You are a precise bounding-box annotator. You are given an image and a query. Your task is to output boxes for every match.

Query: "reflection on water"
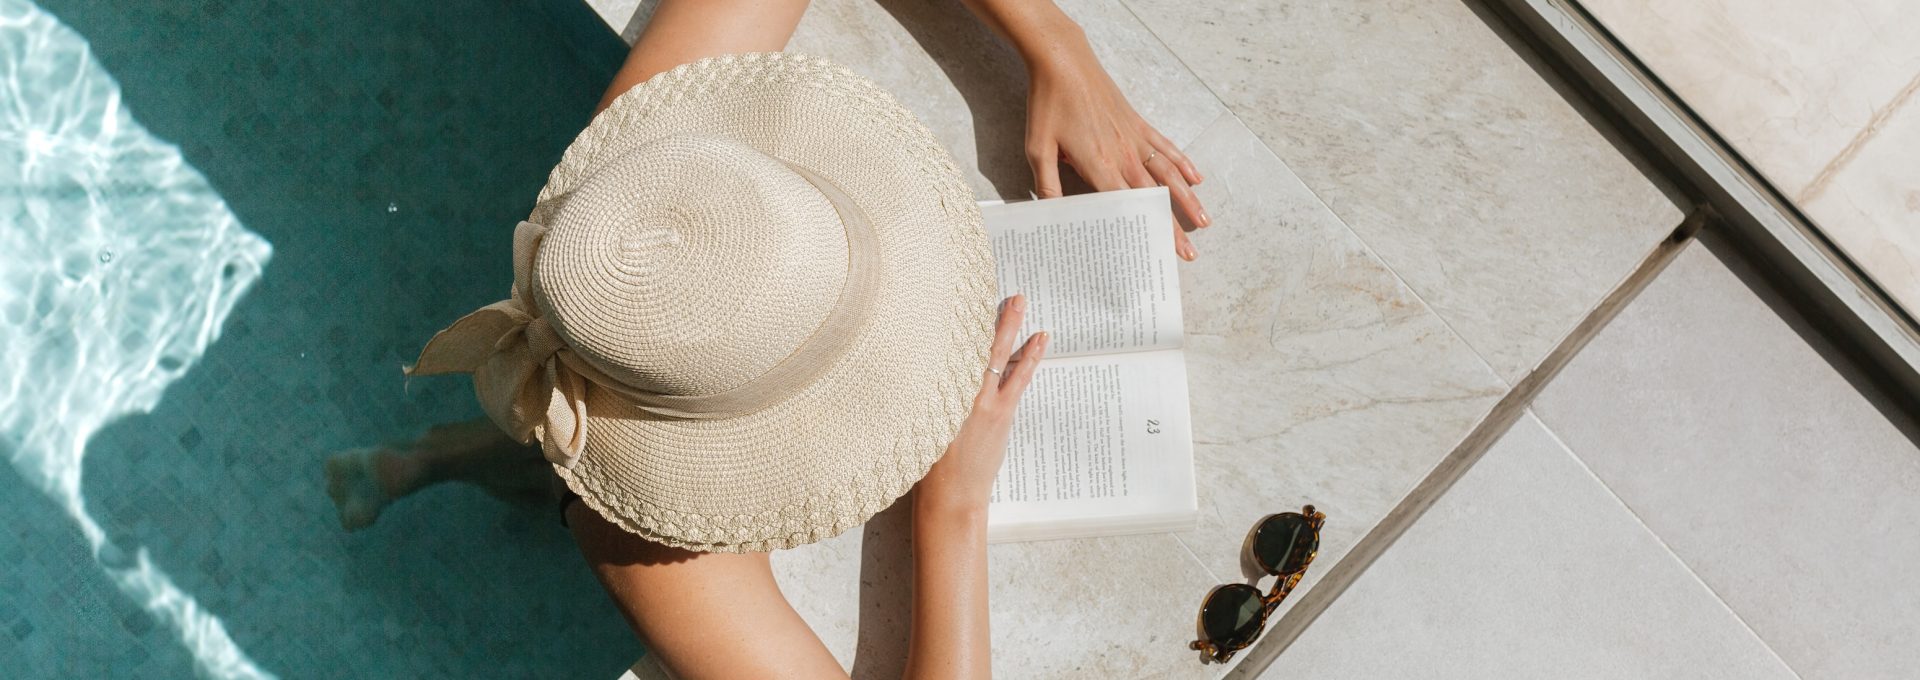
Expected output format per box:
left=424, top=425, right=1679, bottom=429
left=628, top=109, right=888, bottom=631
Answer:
left=0, top=0, right=273, bottom=676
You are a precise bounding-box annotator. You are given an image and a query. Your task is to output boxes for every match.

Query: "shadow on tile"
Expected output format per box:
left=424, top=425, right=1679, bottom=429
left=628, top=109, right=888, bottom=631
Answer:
left=1456, top=0, right=1691, bottom=209
left=1697, top=230, right=1920, bottom=440
left=871, top=0, right=1041, bottom=200
left=851, top=500, right=913, bottom=680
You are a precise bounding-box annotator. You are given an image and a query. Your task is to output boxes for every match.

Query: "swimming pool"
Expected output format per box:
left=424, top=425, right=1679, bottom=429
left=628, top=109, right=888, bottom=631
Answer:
left=1, top=0, right=644, bottom=676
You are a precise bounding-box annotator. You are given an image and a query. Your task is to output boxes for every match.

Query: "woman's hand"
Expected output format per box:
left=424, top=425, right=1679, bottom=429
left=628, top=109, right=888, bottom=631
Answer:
left=904, top=294, right=1045, bottom=680
left=915, top=294, right=1049, bottom=511
left=1022, top=26, right=1209, bottom=261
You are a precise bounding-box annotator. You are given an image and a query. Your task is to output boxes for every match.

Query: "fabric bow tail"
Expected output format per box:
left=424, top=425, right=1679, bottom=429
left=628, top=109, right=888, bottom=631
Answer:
left=400, top=222, right=590, bottom=467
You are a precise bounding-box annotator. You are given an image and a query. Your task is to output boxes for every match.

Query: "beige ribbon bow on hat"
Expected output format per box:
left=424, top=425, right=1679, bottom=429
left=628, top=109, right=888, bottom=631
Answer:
left=403, top=221, right=590, bottom=468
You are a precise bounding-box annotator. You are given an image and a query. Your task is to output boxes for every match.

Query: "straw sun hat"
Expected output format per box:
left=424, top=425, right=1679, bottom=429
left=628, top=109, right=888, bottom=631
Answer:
left=405, top=53, right=996, bottom=553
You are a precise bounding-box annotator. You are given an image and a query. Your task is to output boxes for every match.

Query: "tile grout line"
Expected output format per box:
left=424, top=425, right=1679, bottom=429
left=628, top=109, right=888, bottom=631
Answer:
left=1164, top=65, right=1678, bottom=674
left=1231, top=129, right=1509, bottom=388
left=1174, top=105, right=1517, bottom=678
left=1169, top=103, right=1519, bottom=679
left=1179, top=104, right=1515, bottom=394
left=1223, top=208, right=1709, bottom=678
left=1113, top=0, right=1236, bottom=126
left=1796, top=70, right=1920, bottom=205
left=1531, top=410, right=1810, bottom=680
left=1171, top=534, right=1222, bottom=585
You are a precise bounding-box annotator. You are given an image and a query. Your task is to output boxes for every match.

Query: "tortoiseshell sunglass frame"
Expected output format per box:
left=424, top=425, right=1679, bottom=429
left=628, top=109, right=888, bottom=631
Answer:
left=1188, top=504, right=1325, bottom=664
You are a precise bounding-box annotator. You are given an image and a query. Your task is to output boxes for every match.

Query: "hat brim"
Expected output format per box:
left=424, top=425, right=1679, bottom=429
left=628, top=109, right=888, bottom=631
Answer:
left=530, top=53, right=996, bottom=553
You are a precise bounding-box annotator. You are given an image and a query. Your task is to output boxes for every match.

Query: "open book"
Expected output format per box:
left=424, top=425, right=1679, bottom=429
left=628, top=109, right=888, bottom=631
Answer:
left=982, top=187, right=1198, bottom=543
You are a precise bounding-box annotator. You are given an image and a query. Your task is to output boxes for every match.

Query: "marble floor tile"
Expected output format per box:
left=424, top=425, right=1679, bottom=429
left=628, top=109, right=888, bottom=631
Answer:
left=628, top=110, right=1515, bottom=680
left=584, top=0, right=643, bottom=42
left=1534, top=238, right=1920, bottom=680
left=1802, top=95, right=1920, bottom=318
left=978, top=534, right=1222, bottom=677
left=1580, top=0, right=1920, bottom=198
left=1175, top=113, right=1507, bottom=656
left=1265, top=412, right=1798, bottom=679
left=1121, top=0, right=1682, bottom=381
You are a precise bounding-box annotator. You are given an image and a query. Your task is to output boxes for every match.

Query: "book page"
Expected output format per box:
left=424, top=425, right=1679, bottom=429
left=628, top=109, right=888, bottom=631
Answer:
left=987, top=349, right=1196, bottom=540
left=983, top=187, right=1183, bottom=357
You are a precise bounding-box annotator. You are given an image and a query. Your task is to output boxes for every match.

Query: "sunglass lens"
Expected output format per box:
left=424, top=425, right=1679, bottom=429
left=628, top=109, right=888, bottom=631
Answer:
left=1252, top=513, right=1318, bottom=575
left=1199, top=583, right=1266, bottom=647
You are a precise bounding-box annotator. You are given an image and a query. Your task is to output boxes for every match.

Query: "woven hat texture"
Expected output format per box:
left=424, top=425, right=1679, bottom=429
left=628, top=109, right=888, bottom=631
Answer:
left=410, top=53, right=996, bottom=552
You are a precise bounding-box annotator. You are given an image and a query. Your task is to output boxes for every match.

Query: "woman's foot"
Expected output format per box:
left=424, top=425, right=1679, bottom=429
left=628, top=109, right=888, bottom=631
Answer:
left=324, top=446, right=419, bottom=530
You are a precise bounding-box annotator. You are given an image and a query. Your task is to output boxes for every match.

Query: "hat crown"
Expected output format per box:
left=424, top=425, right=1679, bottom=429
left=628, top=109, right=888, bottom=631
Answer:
left=533, top=135, right=854, bottom=398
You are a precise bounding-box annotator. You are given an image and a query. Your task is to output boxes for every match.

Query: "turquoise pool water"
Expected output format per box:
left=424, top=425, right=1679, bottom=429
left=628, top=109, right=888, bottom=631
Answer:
left=1, top=0, right=640, bottom=676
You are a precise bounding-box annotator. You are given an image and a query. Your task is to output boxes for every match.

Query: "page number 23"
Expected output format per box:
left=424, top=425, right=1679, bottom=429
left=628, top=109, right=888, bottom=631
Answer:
left=1145, top=419, right=1161, bottom=434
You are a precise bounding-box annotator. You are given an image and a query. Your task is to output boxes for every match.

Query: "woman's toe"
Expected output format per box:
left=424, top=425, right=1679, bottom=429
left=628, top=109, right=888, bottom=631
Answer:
left=325, top=448, right=388, bottom=530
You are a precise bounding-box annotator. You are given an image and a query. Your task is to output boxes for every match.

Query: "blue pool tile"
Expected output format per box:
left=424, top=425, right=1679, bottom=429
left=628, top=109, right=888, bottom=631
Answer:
left=9, top=0, right=644, bottom=676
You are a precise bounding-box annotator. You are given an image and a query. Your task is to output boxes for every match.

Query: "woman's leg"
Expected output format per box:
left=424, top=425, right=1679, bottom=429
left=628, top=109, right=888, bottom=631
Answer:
left=325, top=418, right=558, bottom=530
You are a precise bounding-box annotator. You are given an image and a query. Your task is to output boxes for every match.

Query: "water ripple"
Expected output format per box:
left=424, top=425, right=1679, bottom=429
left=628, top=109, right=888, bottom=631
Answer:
left=1, top=1, right=274, bottom=676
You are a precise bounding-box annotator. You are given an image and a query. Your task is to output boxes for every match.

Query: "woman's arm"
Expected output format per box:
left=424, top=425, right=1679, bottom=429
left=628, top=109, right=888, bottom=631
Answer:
left=905, top=496, right=990, bottom=677
left=957, top=0, right=1209, bottom=261
left=904, top=296, right=1048, bottom=679
left=567, top=502, right=849, bottom=679
left=595, top=0, right=814, bottom=115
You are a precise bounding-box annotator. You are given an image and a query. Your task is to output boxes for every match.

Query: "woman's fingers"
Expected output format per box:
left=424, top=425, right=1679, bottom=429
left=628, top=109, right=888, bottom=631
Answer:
left=1122, top=157, right=1157, bottom=190
left=1171, top=219, right=1197, bottom=262
left=1145, top=126, right=1202, bottom=186
left=996, top=332, right=1048, bottom=399
left=1027, top=141, right=1063, bottom=200
left=1142, top=129, right=1208, bottom=229
left=1147, top=155, right=1205, bottom=230
left=1147, top=159, right=1203, bottom=261
left=982, top=297, right=1045, bottom=404
left=1148, top=156, right=1208, bottom=232
left=1053, top=131, right=1207, bottom=260
left=983, top=295, right=1026, bottom=391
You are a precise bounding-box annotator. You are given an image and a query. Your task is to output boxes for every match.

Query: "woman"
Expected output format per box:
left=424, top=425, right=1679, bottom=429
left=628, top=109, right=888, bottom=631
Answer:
left=326, top=1, right=1206, bottom=677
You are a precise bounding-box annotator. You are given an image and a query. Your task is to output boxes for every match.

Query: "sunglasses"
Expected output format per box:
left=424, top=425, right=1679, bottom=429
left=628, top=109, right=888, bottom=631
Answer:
left=1189, top=505, right=1326, bottom=663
